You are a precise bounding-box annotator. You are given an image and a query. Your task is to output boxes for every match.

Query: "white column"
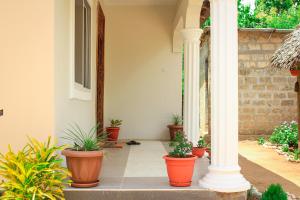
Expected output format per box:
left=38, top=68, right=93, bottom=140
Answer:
left=199, top=0, right=250, bottom=192
left=182, top=28, right=202, bottom=146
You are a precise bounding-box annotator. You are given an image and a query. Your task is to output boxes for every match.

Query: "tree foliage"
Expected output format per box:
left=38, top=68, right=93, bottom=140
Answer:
left=202, top=0, right=300, bottom=29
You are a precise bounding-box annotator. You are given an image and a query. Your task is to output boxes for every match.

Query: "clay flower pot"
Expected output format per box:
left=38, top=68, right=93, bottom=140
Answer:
left=62, top=149, right=103, bottom=188
left=106, top=127, right=120, bottom=141
left=290, top=70, right=300, bottom=76
left=192, top=147, right=206, bottom=158
left=167, top=125, right=183, bottom=140
left=163, top=155, right=197, bottom=187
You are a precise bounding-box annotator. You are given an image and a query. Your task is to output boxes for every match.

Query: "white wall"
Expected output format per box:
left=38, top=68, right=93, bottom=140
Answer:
left=104, top=5, right=182, bottom=140
left=0, top=0, right=55, bottom=152
left=54, top=0, right=97, bottom=140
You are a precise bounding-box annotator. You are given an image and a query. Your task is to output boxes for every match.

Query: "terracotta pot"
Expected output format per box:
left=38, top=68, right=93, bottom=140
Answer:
left=106, top=127, right=120, bottom=141
left=290, top=70, right=300, bottom=76
left=167, top=125, right=183, bottom=140
left=62, top=149, right=103, bottom=188
left=192, top=147, right=206, bottom=158
left=163, top=155, right=197, bottom=187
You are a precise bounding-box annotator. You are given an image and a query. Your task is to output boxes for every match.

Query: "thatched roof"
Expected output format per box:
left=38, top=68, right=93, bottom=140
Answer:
left=271, top=27, right=300, bottom=70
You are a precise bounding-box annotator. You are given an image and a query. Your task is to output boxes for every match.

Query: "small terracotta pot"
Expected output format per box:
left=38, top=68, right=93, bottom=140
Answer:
left=290, top=70, right=300, bottom=76
left=106, top=127, right=120, bottom=141
left=192, top=147, right=206, bottom=158
left=163, top=155, right=197, bottom=187
left=62, top=149, right=103, bottom=188
left=167, top=125, right=183, bottom=140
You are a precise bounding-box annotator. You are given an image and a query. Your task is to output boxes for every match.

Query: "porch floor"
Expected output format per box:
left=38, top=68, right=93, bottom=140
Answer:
left=65, top=140, right=210, bottom=191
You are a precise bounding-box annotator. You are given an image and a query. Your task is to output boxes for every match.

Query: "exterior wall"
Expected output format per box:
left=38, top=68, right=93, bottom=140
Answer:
left=54, top=0, right=98, bottom=141
left=201, top=29, right=297, bottom=139
left=0, top=0, right=55, bottom=152
left=104, top=5, right=182, bottom=140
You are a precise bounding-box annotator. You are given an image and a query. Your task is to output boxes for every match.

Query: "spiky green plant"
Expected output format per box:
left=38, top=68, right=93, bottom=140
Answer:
left=171, top=114, right=183, bottom=126
left=62, top=123, right=107, bottom=151
left=110, top=119, right=122, bottom=128
left=0, top=137, right=70, bottom=200
left=169, top=132, right=193, bottom=158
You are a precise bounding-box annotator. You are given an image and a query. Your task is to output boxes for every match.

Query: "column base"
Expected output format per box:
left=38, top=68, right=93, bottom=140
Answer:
left=199, top=165, right=250, bottom=193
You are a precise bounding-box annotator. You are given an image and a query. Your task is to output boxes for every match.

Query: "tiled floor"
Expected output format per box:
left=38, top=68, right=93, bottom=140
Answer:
left=66, top=140, right=210, bottom=191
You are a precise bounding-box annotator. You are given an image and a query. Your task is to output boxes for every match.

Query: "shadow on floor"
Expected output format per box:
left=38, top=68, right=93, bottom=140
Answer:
left=239, top=155, right=300, bottom=197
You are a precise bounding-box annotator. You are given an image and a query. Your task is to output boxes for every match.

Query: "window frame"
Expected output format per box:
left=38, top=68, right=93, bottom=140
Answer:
left=70, top=0, right=92, bottom=101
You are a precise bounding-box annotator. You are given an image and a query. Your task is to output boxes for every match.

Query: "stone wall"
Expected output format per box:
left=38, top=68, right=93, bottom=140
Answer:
left=200, top=28, right=297, bottom=140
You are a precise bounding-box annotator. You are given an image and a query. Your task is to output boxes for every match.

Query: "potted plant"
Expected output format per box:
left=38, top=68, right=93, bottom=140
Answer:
left=192, top=136, right=207, bottom=158
left=0, top=137, right=70, bottom=199
left=290, top=66, right=300, bottom=76
left=163, top=132, right=197, bottom=187
left=106, top=119, right=122, bottom=141
left=62, top=124, right=107, bottom=188
left=167, top=114, right=183, bottom=140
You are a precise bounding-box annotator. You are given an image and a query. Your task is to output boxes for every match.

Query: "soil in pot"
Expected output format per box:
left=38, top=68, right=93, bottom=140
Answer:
left=192, top=147, right=206, bottom=158
left=163, top=155, right=197, bottom=187
left=62, top=149, right=103, bottom=188
left=106, top=127, right=120, bottom=141
left=167, top=125, right=183, bottom=140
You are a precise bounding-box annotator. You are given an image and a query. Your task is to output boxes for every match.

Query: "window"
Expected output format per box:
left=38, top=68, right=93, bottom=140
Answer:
left=70, top=0, right=92, bottom=100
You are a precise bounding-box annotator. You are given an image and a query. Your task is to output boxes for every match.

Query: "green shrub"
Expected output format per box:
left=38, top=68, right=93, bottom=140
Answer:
left=269, top=121, right=298, bottom=148
left=258, top=137, right=266, bottom=145
left=281, top=144, right=289, bottom=152
left=0, top=137, right=70, bottom=200
left=261, top=184, right=287, bottom=200
left=294, top=149, right=300, bottom=160
left=169, top=132, right=192, bottom=158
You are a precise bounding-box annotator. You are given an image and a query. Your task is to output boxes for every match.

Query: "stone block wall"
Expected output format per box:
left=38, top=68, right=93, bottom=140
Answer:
left=200, top=28, right=297, bottom=140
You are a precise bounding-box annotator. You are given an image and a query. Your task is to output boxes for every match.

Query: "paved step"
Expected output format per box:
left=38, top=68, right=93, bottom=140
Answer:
left=64, top=189, right=217, bottom=200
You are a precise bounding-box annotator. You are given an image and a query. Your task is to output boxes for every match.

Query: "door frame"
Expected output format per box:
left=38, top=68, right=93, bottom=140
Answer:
left=96, top=2, right=105, bottom=134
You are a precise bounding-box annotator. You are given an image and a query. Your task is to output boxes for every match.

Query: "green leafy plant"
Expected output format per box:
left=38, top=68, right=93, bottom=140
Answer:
left=110, top=119, right=122, bottom=128
left=258, top=137, right=266, bottom=145
left=0, top=137, right=70, bottom=200
left=269, top=121, right=298, bottom=148
left=171, top=114, right=183, bottom=126
left=169, top=132, right=193, bottom=158
left=281, top=144, right=289, bottom=153
left=62, top=123, right=107, bottom=151
left=294, top=149, right=300, bottom=160
left=196, top=137, right=207, bottom=148
left=261, top=184, right=287, bottom=200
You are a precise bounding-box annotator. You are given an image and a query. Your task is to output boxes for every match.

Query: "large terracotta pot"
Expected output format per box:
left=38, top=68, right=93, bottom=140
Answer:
left=192, top=147, right=206, bottom=158
left=167, top=125, right=183, bottom=140
left=62, top=149, right=103, bottom=188
left=106, top=127, right=120, bottom=141
left=290, top=70, right=300, bottom=76
left=163, top=155, right=197, bottom=187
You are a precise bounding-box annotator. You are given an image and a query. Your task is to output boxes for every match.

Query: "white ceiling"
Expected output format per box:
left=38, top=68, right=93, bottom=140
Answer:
left=103, top=0, right=178, bottom=6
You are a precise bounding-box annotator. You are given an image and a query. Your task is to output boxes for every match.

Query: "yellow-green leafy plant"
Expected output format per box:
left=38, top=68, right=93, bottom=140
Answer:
left=0, top=137, right=70, bottom=200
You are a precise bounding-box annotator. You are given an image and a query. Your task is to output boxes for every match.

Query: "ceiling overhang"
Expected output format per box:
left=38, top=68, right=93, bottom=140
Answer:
left=103, top=0, right=178, bottom=6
